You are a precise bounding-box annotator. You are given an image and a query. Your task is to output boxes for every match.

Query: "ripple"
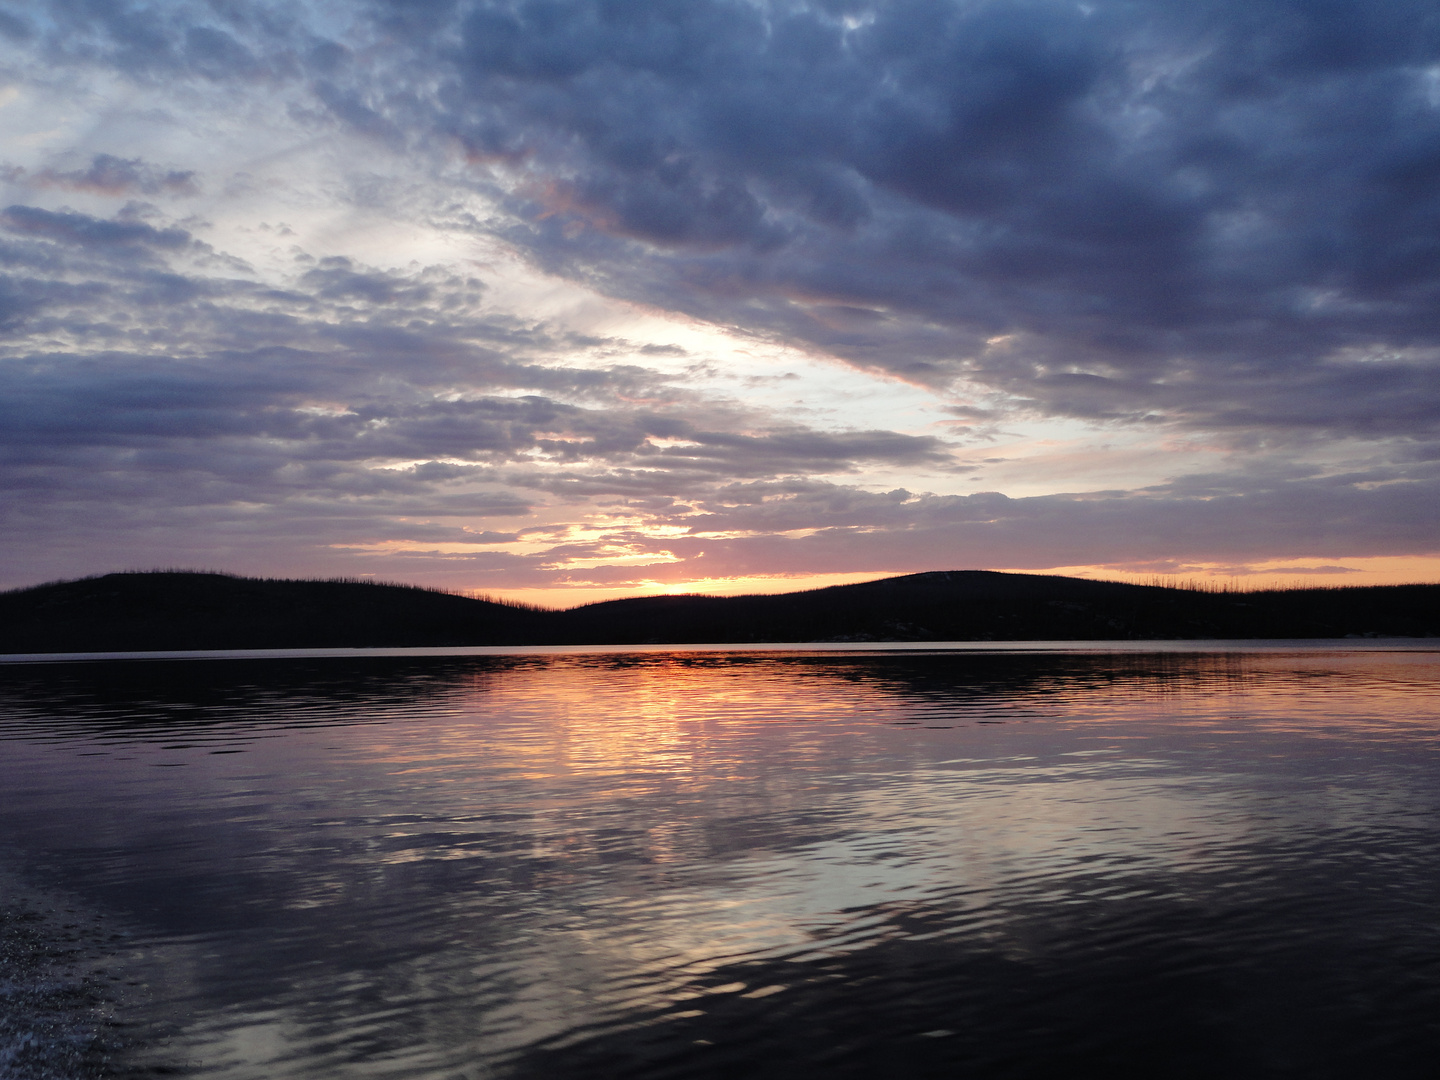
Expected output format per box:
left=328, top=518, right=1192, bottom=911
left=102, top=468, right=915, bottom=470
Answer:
left=0, top=647, right=1438, bottom=1076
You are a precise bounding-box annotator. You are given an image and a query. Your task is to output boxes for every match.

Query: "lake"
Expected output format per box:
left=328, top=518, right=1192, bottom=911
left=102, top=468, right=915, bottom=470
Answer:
left=2, top=642, right=1439, bottom=1078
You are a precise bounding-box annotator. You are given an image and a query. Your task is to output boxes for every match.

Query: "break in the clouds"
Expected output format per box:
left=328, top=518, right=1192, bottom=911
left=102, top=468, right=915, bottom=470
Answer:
left=1, top=0, right=1439, bottom=600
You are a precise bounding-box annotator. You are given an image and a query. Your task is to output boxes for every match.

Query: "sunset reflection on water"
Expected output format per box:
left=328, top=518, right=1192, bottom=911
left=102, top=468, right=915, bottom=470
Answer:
left=2, top=646, right=1439, bottom=1078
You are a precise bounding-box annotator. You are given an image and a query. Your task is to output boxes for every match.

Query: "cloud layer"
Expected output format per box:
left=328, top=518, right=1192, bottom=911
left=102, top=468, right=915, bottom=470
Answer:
left=355, top=0, right=1440, bottom=436
left=2, top=0, right=1438, bottom=596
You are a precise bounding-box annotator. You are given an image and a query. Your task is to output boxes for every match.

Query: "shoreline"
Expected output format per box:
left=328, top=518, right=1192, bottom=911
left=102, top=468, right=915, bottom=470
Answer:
left=2, top=635, right=1438, bottom=665
left=0, top=859, right=144, bottom=1079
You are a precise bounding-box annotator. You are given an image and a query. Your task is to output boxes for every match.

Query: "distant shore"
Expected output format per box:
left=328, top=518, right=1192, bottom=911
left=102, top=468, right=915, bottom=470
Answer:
left=3, top=570, right=1437, bottom=655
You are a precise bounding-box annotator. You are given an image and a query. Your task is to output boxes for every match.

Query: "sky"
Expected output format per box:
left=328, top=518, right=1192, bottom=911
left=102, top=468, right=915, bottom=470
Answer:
left=2, top=0, right=1439, bottom=606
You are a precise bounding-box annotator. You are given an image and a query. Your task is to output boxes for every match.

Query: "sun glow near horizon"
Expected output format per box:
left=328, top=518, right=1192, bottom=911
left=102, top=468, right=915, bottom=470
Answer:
left=468, top=571, right=900, bottom=610
left=465, top=555, right=1440, bottom=611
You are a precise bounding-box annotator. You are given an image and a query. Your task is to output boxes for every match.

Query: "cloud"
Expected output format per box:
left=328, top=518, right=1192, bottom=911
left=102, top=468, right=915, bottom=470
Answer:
left=626, top=469, right=1440, bottom=581
left=2, top=154, right=199, bottom=196
left=2, top=1, right=1439, bottom=593
left=0, top=9, right=34, bottom=43
left=0, top=204, right=192, bottom=252
left=280, top=0, right=1440, bottom=440
left=13, top=1, right=1440, bottom=439
left=0, top=201, right=971, bottom=586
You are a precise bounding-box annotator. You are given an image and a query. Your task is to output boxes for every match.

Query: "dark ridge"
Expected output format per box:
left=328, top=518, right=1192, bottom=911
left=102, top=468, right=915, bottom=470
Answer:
left=0, top=570, right=1437, bottom=654
left=0, top=571, right=549, bottom=653
left=547, top=570, right=1440, bottom=643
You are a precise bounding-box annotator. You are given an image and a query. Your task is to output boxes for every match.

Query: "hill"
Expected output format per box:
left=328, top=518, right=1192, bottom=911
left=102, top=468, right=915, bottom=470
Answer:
left=546, top=571, right=1440, bottom=643
left=0, top=570, right=1436, bottom=654
left=0, top=572, right=547, bottom=653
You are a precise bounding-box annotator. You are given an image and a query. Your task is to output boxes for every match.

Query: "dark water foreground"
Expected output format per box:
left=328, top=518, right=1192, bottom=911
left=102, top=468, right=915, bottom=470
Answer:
left=2, top=644, right=1439, bottom=1079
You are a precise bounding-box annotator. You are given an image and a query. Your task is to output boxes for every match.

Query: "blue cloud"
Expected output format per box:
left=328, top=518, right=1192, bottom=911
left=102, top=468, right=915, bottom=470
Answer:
left=1, top=205, right=192, bottom=251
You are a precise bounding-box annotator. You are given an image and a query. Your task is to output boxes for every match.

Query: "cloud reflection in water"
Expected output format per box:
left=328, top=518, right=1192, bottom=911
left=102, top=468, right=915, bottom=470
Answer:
left=1, top=648, right=1438, bottom=1078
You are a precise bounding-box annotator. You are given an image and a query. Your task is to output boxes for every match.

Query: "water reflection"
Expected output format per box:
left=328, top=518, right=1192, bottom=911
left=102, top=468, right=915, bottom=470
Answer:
left=1, top=648, right=1439, bottom=1078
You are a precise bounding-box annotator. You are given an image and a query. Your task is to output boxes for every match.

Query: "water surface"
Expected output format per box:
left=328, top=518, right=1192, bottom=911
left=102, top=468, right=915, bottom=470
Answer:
left=2, top=645, right=1439, bottom=1078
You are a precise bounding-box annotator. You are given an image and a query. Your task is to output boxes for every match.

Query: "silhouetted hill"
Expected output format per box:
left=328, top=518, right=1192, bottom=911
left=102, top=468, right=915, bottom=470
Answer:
left=547, top=571, right=1440, bottom=643
left=0, top=572, right=547, bottom=653
left=1, top=570, right=1436, bottom=654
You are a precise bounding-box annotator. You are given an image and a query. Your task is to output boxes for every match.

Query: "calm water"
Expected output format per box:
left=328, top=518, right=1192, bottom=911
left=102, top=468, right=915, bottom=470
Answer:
left=2, top=644, right=1440, bottom=1078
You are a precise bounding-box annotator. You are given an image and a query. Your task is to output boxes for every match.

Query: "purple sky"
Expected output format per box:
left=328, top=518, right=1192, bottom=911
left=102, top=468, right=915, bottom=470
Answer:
left=2, top=0, right=1439, bottom=604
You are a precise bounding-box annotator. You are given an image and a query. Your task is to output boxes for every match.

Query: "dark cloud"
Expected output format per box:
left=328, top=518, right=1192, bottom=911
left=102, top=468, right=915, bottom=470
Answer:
left=0, top=9, right=34, bottom=42
left=285, top=0, right=1440, bottom=439
left=18, top=2, right=1440, bottom=435
left=2, top=154, right=199, bottom=196
left=184, top=24, right=261, bottom=79
left=0, top=204, right=192, bottom=252
left=18, top=0, right=307, bottom=80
